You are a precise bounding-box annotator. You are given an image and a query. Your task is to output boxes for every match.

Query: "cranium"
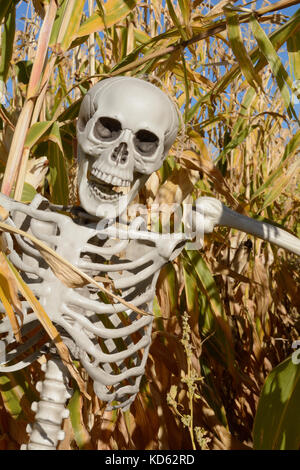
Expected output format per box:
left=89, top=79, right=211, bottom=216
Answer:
left=77, top=76, right=179, bottom=218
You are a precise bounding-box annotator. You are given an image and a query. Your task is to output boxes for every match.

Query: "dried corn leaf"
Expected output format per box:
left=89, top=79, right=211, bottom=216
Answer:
left=0, top=252, right=23, bottom=342
left=5, top=256, right=89, bottom=398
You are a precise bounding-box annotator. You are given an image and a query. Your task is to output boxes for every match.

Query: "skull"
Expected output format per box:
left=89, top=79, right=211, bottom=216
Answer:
left=77, top=76, right=179, bottom=218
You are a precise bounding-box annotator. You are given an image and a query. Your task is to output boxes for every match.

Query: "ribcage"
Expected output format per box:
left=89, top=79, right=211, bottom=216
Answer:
left=0, top=196, right=171, bottom=409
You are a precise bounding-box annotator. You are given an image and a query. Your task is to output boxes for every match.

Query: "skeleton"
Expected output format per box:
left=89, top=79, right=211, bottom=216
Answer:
left=0, top=76, right=299, bottom=450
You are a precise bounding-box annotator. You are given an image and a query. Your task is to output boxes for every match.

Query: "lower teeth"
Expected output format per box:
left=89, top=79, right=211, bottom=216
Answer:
left=89, top=181, right=124, bottom=201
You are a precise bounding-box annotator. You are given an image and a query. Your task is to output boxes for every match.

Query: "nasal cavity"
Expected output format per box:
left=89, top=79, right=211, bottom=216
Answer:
left=110, top=142, right=129, bottom=165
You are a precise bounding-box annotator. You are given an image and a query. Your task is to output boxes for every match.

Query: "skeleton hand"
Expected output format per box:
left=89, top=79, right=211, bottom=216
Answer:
left=193, top=197, right=300, bottom=256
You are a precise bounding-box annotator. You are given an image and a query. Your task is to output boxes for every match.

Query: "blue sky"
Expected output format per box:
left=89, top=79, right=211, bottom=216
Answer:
left=9, top=0, right=300, bottom=119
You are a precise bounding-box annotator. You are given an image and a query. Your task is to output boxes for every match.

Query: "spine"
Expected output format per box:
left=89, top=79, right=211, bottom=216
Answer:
left=22, top=357, right=72, bottom=450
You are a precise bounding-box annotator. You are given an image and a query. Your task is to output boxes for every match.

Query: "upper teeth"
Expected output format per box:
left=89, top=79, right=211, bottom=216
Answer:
left=90, top=168, right=130, bottom=187
left=87, top=168, right=131, bottom=201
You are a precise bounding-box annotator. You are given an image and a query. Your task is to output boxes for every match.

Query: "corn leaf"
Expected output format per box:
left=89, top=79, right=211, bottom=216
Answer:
left=185, top=250, right=236, bottom=375
left=262, top=156, right=300, bottom=210
left=77, top=0, right=138, bottom=38
left=57, top=0, right=85, bottom=52
left=251, top=129, right=300, bottom=201
left=0, top=0, right=14, bottom=25
left=0, top=4, right=15, bottom=84
left=253, top=357, right=300, bottom=449
left=166, top=0, right=187, bottom=41
left=21, top=182, right=37, bottom=203
left=5, top=256, right=89, bottom=398
left=0, top=252, right=23, bottom=343
left=288, top=35, right=300, bottom=80
left=225, top=8, right=262, bottom=92
left=68, top=387, right=92, bottom=449
left=24, top=121, right=54, bottom=150
left=0, top=371, right=37, bottom=420
left=47, top=122, right=69, bottom=205
left=210, top=8, right=300, bottom=102
left=250, top=14, right=297, bottom=120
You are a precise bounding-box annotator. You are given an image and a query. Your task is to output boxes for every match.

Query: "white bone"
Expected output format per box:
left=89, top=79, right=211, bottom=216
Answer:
left=195, top=197, right=300, bottom=255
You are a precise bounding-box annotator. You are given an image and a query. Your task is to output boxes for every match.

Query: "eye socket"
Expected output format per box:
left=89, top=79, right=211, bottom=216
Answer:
left=94, top=117, right=122, bottom=140
left=77, top=115, right=88, bottom=132
left=134, top=129, right=159, bottom=155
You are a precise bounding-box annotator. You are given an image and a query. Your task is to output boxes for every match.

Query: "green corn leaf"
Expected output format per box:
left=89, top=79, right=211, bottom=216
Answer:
left=217, top=125, right=257, bottom=161
left=49, top=0, right=85, bottom=52
left=49, top=0, right=69, bottom=46
left=185, top=250, right=236, bottom=375
left=24, top=121, right=54, bottom=150
left=185, top=251, right=224, bottom=319
left=288, top=34, right=300, bottom=105
left=68, top=386, right=92, bottom=450
left=15, top=60, right=33, bottom=85
left=159, top=263, right=179, bottom=315
left=0, top=366, right=38, bottom=421
left=182, top=260, right=199, bottom=320
left=21, top=182, right=37, bottom=203
left=47, top=122, right=69, bottom=205
left=250, top=14, right=297, bottom=121
left=59, top=0, right=85, bottom=52
left=0, top=4, right=16, bottom=84
left=253, top=356, right=300, bottom=449
left=0, top=0, right=14, bottom=25
left=181, top=51, right=190, bottom=122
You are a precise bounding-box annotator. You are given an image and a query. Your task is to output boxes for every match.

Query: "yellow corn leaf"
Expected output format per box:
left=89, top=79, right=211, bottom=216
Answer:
left=225, top=8, right=263, bottom=92
left=57, top=0, right=85, bottom=52
left=288, top=35, right=300, bottom=80
left=0, top=252, right=23, bottom=342
left=262, top=157, right=300, bottom=210
left=5, top=256, right=89, bottom=399
left=178, top=0, right=191, bottom=26
left=77, top=0, right=139, bottom=38
left=188, top=130, right=210, bottom=160
left=166, top=0, right=188, bottom=42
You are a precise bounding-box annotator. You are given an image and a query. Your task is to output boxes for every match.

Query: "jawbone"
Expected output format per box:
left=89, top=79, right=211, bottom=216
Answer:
left=78, top=160, right=148, bottom=219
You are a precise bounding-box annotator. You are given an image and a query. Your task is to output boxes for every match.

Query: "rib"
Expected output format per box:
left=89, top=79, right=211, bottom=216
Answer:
left=78, top=249, right=154, bottom=272
left=61, top=304, right=152, bottom=338
left=58, top=319, right=150, bottom=364
left=83, top=239, right=129, bottom=256
left=0, top=350, right=45, bottom=372
left=64, top=287, right=154, bottom=314
left=113, top=260, right=160, bottom=290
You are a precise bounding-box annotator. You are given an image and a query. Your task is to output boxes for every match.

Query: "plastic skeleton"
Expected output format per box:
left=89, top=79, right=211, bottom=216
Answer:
left=0, top=77, right=299, bottom=450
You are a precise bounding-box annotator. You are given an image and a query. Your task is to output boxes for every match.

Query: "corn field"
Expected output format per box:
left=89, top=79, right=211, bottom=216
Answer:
left=0, top=0, right=299, bottom=451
